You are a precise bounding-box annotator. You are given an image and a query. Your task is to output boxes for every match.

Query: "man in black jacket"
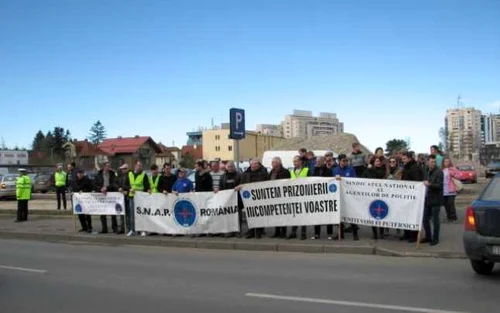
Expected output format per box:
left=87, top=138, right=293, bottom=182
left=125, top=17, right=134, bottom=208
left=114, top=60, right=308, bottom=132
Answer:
left=195, top=160, right=213, bottom=192
left=94, top=162, right=120, bottom=234
left=160, top=163, right=177, bottom=193
left=237, top=158, right=269, bottom=239
left=312, top=156, right=334, bottom=239
left=73, top=169, right=94, bottom=233
left=268, top=157, right=291, bottom=239
left=400, top=151, right=424, bottom=243
left=422, top=155, right=444, bottom=246
left=219, top=161, right=242, bottom=238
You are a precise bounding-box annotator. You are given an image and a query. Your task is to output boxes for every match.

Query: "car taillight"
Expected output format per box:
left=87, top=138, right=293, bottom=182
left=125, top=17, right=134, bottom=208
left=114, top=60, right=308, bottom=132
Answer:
left=465, top=206, right=476, bottom=231
left=0, top=183, right=5, bottom=189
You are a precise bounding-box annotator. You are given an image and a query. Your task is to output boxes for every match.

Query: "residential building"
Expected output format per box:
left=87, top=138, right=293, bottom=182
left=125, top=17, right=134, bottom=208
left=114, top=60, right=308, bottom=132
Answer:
left=0, top=150, right=28, bottom=165
left=186, top=131, right=203, bottom=146
left=98, top=136, right=162, bottom=168
left=480, top=141, right=500, bottom=166
left=446, top=107, right=482, bottom=161
left=68, top=140, right=110, bottom=170
left=256, top=124, right=283, bottom=137
left=181, top=145, right=203, bottom=161
left=203, top=124, right=285, bottom=161
left=481, top=114, right=500, bottom=144
left=156, top=143, right=176, bottom=167
left=281, top=110, right=344, bottom=139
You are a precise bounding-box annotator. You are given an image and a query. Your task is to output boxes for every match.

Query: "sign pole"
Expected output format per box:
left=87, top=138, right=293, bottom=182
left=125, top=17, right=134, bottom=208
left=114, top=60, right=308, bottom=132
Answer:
left=235, top=140, right=240, bottom=170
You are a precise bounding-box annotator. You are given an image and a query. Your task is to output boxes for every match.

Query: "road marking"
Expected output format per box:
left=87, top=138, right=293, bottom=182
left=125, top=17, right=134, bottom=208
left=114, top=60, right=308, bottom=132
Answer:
left=0, top=265, right=47, bottom=274
left=245, top=293, right=468, bottom=313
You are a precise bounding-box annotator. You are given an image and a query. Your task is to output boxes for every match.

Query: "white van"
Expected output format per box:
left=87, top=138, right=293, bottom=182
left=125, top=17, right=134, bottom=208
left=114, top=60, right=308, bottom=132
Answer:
left=261, top=150, right=336, bottom=170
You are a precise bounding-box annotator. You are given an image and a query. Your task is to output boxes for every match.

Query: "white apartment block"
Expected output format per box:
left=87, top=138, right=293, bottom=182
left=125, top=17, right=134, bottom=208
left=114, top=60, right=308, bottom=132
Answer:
left=281, top=110, right=344, bottom=139
left=446, top=107, right=482, bottom=160
left=481, top=114, right=500, bottom=144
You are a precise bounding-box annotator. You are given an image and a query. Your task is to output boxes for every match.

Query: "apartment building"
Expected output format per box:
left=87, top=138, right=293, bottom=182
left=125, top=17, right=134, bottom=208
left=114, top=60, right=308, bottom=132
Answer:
left=446, top=107, right=482, bottom=160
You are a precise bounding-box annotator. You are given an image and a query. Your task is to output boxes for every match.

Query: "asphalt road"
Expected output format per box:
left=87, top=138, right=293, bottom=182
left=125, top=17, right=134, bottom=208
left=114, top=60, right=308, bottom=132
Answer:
left=0, top=239, right=498, bottom=313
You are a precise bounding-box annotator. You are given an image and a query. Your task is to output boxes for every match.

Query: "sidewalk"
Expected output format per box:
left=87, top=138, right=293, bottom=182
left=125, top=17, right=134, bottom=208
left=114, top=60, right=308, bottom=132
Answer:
left=0, top=216, right=466, bottom=259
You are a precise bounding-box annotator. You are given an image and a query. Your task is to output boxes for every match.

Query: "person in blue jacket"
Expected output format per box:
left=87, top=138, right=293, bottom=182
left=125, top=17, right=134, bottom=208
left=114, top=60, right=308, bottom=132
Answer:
left=332, top=154, right=359, bottom=241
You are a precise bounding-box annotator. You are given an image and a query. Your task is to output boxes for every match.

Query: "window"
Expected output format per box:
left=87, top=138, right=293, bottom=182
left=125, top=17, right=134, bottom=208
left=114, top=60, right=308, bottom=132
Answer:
left=215, top=146, right=220, bottom=152
left=215, top=135, right=220, bottom=140
left=228, top=145, right=233, bottom=151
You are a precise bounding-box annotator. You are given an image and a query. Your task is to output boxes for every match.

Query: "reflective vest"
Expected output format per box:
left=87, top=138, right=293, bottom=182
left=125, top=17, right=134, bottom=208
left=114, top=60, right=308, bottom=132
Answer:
left=128, top=171, right=145, bottom=197
left=16, top=175, right=32, bottom=200
left=55, top=171, right=67, bottom=187
left=149, top=175, right=160, bottom=194
left=290, top=167, right=309, bottom=179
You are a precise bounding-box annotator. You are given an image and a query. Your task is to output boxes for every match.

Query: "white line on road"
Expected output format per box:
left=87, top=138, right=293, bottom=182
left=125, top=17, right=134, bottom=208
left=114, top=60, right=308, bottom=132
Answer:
left=245, top=293, right=469, bottom=313
left=0, top=265, right=47, bottom=274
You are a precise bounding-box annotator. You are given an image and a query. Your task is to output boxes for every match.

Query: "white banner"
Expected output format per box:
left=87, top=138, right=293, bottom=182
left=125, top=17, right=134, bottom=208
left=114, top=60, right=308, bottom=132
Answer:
left=134, top=190, right=239, bottom=234
left=73, top=192, right=125, bottom=215
left=240, top=177, right=340, bottom=228
left=340, top=178, right=426, bottom=231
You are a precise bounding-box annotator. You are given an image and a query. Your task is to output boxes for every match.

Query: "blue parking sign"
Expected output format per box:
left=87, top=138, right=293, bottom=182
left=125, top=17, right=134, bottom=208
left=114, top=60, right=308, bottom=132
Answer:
left=229, top=108, right=245, bottom=140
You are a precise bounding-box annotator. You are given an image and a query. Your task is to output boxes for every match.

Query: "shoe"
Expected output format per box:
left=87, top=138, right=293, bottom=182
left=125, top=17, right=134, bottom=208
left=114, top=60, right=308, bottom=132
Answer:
left=225, top=233, right=235, bottom=238
left=311, top=236, right=316, bottom=240
left=126, top=231, right=135, bottom=237
left=87, top=228, right=93, bottom=234
left=420, top=238, right=431, bottom=244
left=327, top=236, right=333, bottom=240
left=353, top=232, right=359, bottom=241
left=300, top=235, right=307, bottom=241
left=116, top=230, right=125, bottom=235
left=141, top=232, right=147, bottom=237
left=271, top=234, right=280, bottom=238
left=78, top=229, right=87, bottom=232
left=99, top=230, right=108, bottom=234
left=372, top=234, right=378, bottom=240
left=256, top=234, right=262, bottom=239
left=245, top=233, right=255, bottom=239
left=14, top=220, right=21, bottom=223
left=408, top=238, right=417, bottom=243
left=430, top=240, right=439, bottom=246
left=286, top=234, right=297, bottom=240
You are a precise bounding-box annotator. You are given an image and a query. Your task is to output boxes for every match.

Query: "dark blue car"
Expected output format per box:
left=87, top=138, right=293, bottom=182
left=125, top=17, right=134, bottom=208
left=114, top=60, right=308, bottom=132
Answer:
left=463, top=173, right=500, bottom=275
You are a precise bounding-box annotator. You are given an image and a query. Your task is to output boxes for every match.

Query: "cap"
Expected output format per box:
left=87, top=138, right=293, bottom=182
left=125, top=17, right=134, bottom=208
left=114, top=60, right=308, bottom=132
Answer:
left=18, top=168, right=27, bottom=172
left=178, top=167, right=187, bottom=173
left=119, top=164, right=129, bottom=170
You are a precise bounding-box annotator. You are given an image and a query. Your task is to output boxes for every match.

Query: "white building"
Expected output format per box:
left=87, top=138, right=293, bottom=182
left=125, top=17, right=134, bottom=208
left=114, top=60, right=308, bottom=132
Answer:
left=481, top=114, right=500, bottom=144
left=446, top=107, right=482, bottom=161
left=256, top=124, right=283, bottom=137
left=0, top=150, right=29, bottom=165
left=281, top=110, right=344, bottom=139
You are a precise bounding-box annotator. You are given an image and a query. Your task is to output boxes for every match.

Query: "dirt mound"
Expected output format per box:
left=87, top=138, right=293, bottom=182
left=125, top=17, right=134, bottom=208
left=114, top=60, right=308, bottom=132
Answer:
left=271, top=133, right=371, bottom=155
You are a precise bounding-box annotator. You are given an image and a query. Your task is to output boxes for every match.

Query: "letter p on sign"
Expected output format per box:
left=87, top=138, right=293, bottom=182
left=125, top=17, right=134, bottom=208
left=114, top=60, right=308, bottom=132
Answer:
left=230, top=108, right=246, bottom=140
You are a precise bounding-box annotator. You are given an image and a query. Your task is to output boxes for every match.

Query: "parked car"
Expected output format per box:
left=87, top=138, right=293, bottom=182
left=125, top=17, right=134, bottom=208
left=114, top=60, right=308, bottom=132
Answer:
left=0, top=174, right=20, bottom=199
left=456, top=164, right=477, bottom=183
left=33, top=174, right=54, bottom=193
left=485, top=160, right=500, bottom=178
left=463, top=172, right=500, bottom=275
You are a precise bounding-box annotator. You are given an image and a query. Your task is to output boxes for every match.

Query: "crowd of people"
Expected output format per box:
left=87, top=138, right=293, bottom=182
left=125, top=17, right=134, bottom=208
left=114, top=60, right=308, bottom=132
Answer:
left=16, top=143, right=458, bottom=247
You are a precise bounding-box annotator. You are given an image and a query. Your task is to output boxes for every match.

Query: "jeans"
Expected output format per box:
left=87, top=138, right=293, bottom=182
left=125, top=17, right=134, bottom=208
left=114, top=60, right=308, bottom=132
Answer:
left=56, top=186, right=67, bottom=210
left=126, top=198, right=135, bottom=232
left=423, top=205, right=441, bottom=242
left=444, top=195, right=457, bottom=221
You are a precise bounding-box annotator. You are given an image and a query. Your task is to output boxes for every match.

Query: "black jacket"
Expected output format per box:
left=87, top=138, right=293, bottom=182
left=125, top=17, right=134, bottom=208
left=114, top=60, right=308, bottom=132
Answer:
left=241, top=165, right=269, bottom=184
left=402, top=160, right=424, bottom=182
left=195, top=170, right=213, bottom=192
left=312, top=165, right=333, bottom=177
left=159, top=174, right=177, bottom=193
left=362, top=166, right=387, bottom=179
left=268, top=166, right=291, bottom=180
left=73, top=176, right=93, bottom=193
left=116, top=171, right=130, bottom=191
left=219, top=171, right=242, bottom=190
left=425, top=166, right=444, bottom=207
left=94, top=170, right=118, bottom=192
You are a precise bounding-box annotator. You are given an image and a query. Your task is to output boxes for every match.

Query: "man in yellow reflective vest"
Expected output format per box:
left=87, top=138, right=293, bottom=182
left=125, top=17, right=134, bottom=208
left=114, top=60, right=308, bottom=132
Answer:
left=54, top=164, right=67, bottom=210
left=287, top=156, right=310, bottom=240
left=15, top=168, right=32, bottom=222
left=125, top=161, right=150, bottom=237
left=149, top=164, right=161, bottom=194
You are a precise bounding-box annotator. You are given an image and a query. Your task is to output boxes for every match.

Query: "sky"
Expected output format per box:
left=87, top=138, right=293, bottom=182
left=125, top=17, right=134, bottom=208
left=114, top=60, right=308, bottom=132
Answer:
left=1, top=0, right=499, bottom=154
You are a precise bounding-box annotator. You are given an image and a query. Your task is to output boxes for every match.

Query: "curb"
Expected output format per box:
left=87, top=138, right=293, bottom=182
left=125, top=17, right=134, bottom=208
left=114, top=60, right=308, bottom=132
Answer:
left=0, top=231, right=467, bottom=259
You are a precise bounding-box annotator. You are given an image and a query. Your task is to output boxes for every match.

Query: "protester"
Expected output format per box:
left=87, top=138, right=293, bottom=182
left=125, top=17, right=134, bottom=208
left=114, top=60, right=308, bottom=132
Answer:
left=219, top=161, right=242, bottom=238
left=54, top=164, right=68, bottom=210
left=374, top=147, right=384, bottom=158
left=66, top=162, right=77, bottom=192
left=268, top=157, right=291, bottom=239
left=172, top=168, right=194, bottom=194
left=195, top=160, right=213, bottom=192
left=94, top=162, right=120, bottom=234
left=237, top=158, right=268, bottom=239
left=333, top=154, right=359, bottom=241
left=400, top=151, right=424, bottom=243
left=312, top=156, right=334, bottom=240
left=210, top=160, right=224, bottom=192
left=116, top=164, right=130, bottom=234
left=298, top=148, right=307, bottom=163
left=73, top=169, right=93, bottom=233
left=305, top=150, right=316, bottom=172
left=422, top=155, right=444, bottom=246
left=287, top=156, right=310, bottom=240
left=325, top=155, right=336, bottom=172
left=430, top=145, right=444, bottom=169
left=348, top=142, right=367, bottom=177
left=160, top=163, right=177, bottom=193
left=387, top=157, right=401, bottom=180
left=125, top=161, right=150, bottom=237
left=442, top=157, right=459, bottom=223
left=363, top=156, right=387, bottom=239
left=15, top=168, right=31, bottom=223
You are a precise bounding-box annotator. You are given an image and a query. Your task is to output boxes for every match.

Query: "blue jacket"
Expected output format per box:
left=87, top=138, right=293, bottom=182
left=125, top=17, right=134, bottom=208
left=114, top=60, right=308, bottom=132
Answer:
left=172, top=178, right=194, bottom=193
left=333, top=166, right=357, bottom=178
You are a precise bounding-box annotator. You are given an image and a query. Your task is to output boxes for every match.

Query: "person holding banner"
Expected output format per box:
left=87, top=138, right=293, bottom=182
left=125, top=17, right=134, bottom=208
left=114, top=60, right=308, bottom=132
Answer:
left=237, top=158, right=269, bottom=239
left=287, top=155, right=310, bottom=240
left=172, top=168, right=194, bottom=194
left=149, top=164, right=161, bottom=193
left=268, top=157, right=291, bottom=239
left=362, top=156, right=388, bottom=240
left=400, top=151, right=424, bottom=243
left=312, top=156, right=334, bottom=240
left=219, top=161, right=242, bottom=238
left=73, top=169, right=94, bottom=233
left=126, top=161, right=150, bottom=237
left=421, top=155, right=444, bottom=246
left=160, top=163, right=177, bottom=193
left=333, top=154, right=359, bottom=241
left=195, top=160, right=213, bottom=192
left=95, top=162, right=121, bottom=234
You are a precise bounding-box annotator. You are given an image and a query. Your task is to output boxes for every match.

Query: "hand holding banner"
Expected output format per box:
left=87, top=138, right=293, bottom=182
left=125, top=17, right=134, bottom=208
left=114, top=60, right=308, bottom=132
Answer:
left=73, top=192, right=125, bottom=215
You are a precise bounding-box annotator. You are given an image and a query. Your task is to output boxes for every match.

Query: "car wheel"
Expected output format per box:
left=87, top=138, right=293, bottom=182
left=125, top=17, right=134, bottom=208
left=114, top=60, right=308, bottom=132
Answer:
left=470, top=260, right=495, bottom=275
